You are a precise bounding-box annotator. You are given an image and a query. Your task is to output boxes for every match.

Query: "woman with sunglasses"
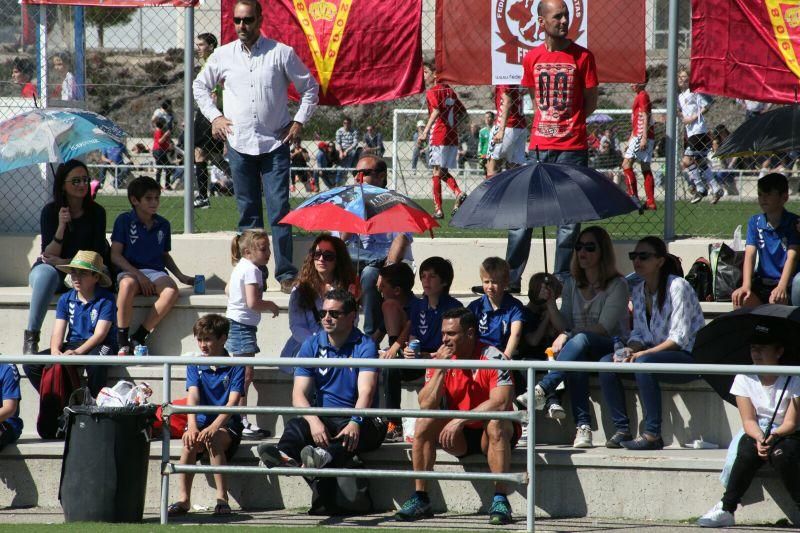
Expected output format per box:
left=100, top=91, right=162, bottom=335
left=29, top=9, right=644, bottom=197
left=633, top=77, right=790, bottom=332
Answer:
left=280, top=234, right=356, bottom=365
left=522, top=226, right=630, bottom=448
left=24, top=160, right=109, bottom=354
left=598, top=236, right=704, bottom=450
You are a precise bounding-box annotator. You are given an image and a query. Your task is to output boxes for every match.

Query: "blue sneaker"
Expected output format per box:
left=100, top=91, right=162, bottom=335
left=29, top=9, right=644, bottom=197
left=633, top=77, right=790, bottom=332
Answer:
left=488, top=497, right=512, bottom=525
left=395, top=494, right=433, bottom=521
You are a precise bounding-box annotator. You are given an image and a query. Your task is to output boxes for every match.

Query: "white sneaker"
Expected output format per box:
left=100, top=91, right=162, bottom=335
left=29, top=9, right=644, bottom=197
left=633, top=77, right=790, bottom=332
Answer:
left=242, top=423, right=268, bottom=439
left=517, top=424, right=528, bottom=447
left=697, top=502, right=735, bottom=527
left=546, top=403, right=566, bottom=420
left=573, top=425, right=593, bottom=448
left=300, top=445, right=333, bottom=469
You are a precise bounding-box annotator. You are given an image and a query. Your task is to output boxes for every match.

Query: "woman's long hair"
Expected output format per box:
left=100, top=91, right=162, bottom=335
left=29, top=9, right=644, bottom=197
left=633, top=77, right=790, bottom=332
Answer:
left=569, top=225, right=620, bottom=290
left=637, top=236, right=683, bottom=309
left=295, top=234, right=355, bottom=312
left=53, top=159, right=93, bottom=214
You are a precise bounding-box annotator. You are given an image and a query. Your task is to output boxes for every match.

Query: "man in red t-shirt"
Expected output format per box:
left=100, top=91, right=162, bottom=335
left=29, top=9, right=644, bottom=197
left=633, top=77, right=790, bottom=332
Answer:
left=487, top=85, right=528, bottom=177
left=395, top=307, right=519, bottom=526
left=505, top=0, right=598, bottom=291
left=622, top=78, right=657, bottom=210
left=419, top=62, right=467, bottom=220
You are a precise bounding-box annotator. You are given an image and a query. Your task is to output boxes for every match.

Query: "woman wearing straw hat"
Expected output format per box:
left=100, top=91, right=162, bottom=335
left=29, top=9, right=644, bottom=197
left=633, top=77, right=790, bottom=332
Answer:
left=23, top=250, right=116, bottom=397
left=25, top=160, right=109, bottom=355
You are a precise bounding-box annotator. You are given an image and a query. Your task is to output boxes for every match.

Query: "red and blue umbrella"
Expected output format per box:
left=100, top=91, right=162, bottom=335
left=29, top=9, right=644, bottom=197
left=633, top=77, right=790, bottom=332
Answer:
left=280, top=183, right=439, bottom=235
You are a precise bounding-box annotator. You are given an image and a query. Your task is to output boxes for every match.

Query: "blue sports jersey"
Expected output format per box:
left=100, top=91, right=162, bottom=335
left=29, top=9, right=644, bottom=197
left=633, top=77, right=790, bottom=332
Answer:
left=0, top=364, right=23, bottom=437
left=746, top=210, right=800, bottom=281
left=186, top=362, right=245, bottom=428
left=111, top=210, right=171, bottom=272
left=56, top=287, right=117, bottom=347
left=467, top=293, right=526, bottom=350
left=409, top=294, right=464, bottom=352
left=295, top=328, right=378, bottom=408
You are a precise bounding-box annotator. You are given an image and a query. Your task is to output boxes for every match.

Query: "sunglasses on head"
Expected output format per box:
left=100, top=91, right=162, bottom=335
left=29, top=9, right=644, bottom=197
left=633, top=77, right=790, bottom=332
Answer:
left=574, top=241, right=597, bottom=252
left=313, top=250, right=336, bottom=262
left=68, top=177, right=90, bottom=186
left=629, top=251, right=656, bottom=261
left=233, top=16, right=256, bottom=25
left=318, top=308, right=345, bottom=319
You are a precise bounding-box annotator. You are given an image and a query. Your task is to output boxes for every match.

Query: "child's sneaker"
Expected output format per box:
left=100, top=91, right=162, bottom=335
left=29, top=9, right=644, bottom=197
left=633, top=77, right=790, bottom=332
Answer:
left=573, top=425, right=593, bottom=448
left=257, top=444, right=298, bottom=468
left=697, top=502, right=735, bottom=527
left=242, top=423, right=270, bottom=439
left=546, top=402, right=566, bottom=420
left=385, top=422, right=404, bottom=443
left=517, top=424, right=528, bottom=447
left=300, top=445, right=333, bottom=469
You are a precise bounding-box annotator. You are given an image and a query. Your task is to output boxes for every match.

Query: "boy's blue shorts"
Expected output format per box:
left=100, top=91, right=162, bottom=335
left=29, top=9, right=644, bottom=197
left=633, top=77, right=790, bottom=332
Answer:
left=225, top=320, right=260, bottom=356
left=0, top=421, right=21, bottom=452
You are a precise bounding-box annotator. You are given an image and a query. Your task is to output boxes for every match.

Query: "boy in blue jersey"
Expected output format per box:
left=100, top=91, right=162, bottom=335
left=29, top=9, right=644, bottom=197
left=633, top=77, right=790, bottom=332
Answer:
left=467, top=257, right=525, bottom=358
left=23, top=250, right=116, bottom=397
left=169, top=314, right=244, bottom=517
left=111, top=176, right=196, bottom=355
left=378, top=262, right=416, bottom=360
left=732, top=173, right=800, bottom=307
left=0, top=364, right=23, bottom=451
left=258, top=289, right=385, bottom=472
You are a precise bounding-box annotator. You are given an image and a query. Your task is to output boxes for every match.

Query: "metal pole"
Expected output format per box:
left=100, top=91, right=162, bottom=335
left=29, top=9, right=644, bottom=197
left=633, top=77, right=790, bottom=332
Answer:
left=392, top=109, right=401, bottom=193
left=663, top=0, right=679, bottom=240
left=38, top=5, right=47, bottom=107
left=526, top=368, right=534, bottom=533
left=160, top=363, right=172, bottom=525
left=183, top=7, right=195, bottom=234
left=73, top=7, right=85, bottom=101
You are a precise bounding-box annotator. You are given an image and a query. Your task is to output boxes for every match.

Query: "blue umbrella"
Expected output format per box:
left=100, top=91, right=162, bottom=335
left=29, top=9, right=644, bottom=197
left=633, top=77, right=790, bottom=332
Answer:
left=450, top=161, right=639, bottom=270
left=0, top=108, right=127, bottom=174
left=587, top=113, right=614, bottom=124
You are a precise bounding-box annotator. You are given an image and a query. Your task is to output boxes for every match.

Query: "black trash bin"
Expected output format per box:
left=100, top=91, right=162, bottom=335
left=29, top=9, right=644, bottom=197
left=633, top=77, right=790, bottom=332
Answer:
left=59, top=404, right=157, bottom=523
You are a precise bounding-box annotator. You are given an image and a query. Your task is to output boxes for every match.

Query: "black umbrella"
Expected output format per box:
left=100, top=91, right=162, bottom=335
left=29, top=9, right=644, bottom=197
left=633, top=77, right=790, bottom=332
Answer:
left=715, top=105, right=799, bottom=158
left=692, top=304, right=800, bottom=404
left=449, top=161, right=639, bottom=271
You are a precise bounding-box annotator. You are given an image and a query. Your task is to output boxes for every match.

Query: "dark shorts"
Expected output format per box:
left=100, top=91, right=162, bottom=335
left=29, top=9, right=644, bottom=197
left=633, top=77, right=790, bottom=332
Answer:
left=196, top=416, right=244, bottom=462
left=752, top=276, right=779, bottom=304
left=458, top=422, right=521, bottom=458
left=0, top=421, right=20, bottom=452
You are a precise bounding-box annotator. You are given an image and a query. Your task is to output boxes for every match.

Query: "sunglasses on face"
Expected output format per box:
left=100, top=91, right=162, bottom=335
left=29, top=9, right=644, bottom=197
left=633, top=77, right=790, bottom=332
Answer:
left=318, top=309, right=345, bottom=319
left=358, top=168, right=377, bottom=177
left=629, top=251, right=656, bottom=261
left=313, top=250, right=336, bottom=262
left=233, top=16, right=256, bottom=25
left=574, top=241, right=597, bottom=252
left=68, top=177, right=90, bottom=186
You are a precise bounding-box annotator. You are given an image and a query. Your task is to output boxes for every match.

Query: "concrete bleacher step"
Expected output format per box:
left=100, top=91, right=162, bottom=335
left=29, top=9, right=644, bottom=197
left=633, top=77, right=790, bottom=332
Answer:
left=2, top=439, right=799, bottom=524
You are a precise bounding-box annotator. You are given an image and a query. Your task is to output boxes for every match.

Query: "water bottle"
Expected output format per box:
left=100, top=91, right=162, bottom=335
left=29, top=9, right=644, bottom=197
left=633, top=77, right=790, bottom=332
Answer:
left=612, top=337, right=626, bottom=363
left=134, top=344, right=149, bottom=357
left=194, top=274, right=206, bottom=295
left=408, top=339, right=421, bottom=358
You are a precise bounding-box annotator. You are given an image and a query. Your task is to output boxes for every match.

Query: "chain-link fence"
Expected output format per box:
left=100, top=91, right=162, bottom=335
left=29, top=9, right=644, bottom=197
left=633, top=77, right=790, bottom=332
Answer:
left=0, top=0, right=780, bottom=240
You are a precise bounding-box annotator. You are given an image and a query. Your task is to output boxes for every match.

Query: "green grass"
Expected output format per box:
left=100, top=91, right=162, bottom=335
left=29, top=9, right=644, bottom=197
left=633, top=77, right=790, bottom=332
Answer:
left=95, top=193, right=800, bottom=240
left=0, top=525, right=454, bottom=533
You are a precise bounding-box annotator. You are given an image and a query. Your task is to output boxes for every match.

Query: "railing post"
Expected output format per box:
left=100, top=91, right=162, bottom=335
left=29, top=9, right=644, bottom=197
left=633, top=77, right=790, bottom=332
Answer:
left=160, top=362, right=172, bottom=525
left=526, top=367, right=535, bottom=532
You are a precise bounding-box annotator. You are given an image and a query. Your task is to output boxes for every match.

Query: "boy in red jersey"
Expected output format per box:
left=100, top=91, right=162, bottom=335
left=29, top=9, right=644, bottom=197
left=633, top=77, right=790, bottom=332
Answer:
left=419, top=62, right=467, bottom=219
left=622, top=78, right=657, bottom=210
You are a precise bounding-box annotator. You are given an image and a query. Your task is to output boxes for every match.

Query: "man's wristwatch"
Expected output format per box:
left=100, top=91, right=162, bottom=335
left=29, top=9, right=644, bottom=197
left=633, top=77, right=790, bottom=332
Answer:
left=350, top=416, right=364, bottom=425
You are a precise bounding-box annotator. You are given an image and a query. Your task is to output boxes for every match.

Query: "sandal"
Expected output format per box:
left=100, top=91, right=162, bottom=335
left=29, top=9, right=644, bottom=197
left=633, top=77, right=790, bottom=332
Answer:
left=213, top=501, right=232, bottom=516
left=167, top=502, right=190, bottom=517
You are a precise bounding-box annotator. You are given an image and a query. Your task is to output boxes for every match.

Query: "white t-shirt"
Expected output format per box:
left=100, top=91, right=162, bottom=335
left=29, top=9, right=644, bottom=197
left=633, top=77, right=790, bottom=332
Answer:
left=678, top=89, right=712, bottom=137
left=730, top=374, right=800, bottom=427
left=226, top=257, right=264, bottom=326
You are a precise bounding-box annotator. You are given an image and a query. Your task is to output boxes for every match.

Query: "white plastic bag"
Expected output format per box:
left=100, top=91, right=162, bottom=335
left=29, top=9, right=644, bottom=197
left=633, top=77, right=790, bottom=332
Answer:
left=402, top=417, right=416, bottom=443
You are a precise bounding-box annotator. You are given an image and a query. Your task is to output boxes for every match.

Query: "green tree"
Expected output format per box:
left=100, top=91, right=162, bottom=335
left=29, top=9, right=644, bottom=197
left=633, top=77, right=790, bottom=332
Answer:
left=85, top=7, right=136, bottom=48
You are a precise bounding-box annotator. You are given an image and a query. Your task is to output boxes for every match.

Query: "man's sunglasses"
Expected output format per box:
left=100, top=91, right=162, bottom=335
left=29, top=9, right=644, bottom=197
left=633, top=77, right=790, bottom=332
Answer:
left=233, top=16, right=256, bottom=25
left=574, top=242, right=597, bottom=252
left=318, top=309, right=345, bottom=319
left=629, top=251, right=656, bottom=261
left=313, top=250, right=336, bottom=262
left=358, top=169, right=377, bottom=177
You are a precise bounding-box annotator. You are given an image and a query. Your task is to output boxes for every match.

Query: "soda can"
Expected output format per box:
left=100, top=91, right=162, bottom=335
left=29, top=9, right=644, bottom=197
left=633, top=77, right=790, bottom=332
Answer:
left=134, top=345, right=149, bottom=357
left=194, top=274, right=206, bottom=295
left=408, top=339, right=421, bottom=358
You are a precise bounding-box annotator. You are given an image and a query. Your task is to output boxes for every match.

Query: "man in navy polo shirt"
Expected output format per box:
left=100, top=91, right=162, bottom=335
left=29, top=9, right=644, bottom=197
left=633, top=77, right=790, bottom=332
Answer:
left=0, top=364, right=23, bottom=451
left=258, top=288, right=386, bottom=471
left=111, top=176, right=196, bottom=355
left=733, top=173, right=800, bottom=307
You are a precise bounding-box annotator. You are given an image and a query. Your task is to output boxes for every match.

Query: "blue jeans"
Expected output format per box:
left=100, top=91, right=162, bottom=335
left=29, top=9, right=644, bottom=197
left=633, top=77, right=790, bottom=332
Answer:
left=359, top=261, right=383, bottom=336
left=28, top=263, right=62, bottom=331
left=598, top=350, right=698, bottom=436
left=538, top=332, right=613, bottom=427
left=505, top=149, right=588, bottom=285
left=315, top=151, right=338, bottom=189
left=227, top=144, right=297, bottom=281
left=336, top=148, right=361, bottom=185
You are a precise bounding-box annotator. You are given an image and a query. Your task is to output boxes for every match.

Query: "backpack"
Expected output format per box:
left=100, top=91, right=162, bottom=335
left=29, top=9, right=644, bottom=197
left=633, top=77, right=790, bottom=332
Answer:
left=685, top=257, right=714, bottom=302
left=37, top=364, right=81, bottom=439
left=153, top=397, right=189, bottom=439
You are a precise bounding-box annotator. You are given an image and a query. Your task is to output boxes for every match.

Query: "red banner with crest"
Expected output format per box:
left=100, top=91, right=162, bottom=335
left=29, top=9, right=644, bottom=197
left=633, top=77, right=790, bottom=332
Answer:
left=220, top=0, right=424, bottom=106
left=436, top=0, right=645, bottom=85
left=23, top=0, right=195, bottom=6
left=691, top=0, right=800, bottom=103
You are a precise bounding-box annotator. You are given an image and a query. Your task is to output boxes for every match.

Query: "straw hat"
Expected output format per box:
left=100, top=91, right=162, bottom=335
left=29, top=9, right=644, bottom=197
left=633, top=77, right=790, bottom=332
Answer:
left=56, top=250, right=112, bottom=288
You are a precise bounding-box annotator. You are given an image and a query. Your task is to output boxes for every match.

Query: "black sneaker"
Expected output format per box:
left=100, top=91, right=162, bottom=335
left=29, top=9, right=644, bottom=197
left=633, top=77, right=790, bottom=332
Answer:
left=621, top=434, right=664, bottom=450
left=605, top=431, right=633, bottom=449
left=451, top=192, right=468, bottom=216
left=257, top=443, right=299, bottom=467
left=193, top=197, right=210, bottom=209
left=690, top=191, right=707, bottom=204
left=395, top=494, right=433, bottom=521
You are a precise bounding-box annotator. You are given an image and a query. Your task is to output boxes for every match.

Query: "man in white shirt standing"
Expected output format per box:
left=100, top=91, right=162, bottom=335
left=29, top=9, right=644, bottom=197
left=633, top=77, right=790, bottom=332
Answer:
left=194, top=0, right=319, bottom=293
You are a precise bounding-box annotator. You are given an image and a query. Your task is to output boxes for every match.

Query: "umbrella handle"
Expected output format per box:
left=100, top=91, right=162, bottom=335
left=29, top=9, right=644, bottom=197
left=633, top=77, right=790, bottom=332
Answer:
left=542, top=227, right=548, bottom=274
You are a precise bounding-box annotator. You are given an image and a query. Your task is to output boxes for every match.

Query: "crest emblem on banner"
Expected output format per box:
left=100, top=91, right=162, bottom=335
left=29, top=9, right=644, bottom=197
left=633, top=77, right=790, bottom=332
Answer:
left=766, top=0, right=800, bottom=79
left=292, top=0, right=352, bottom=95
left=495, top=0, right=585, bottom=64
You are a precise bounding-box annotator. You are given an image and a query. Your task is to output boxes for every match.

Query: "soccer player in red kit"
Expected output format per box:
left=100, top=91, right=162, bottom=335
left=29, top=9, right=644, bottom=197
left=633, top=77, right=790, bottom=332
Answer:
left=487, top=85, right=528, bottom=177
left=622, top=78, right=657, bottom=210
left=419, top=62, right=467, bottom=219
